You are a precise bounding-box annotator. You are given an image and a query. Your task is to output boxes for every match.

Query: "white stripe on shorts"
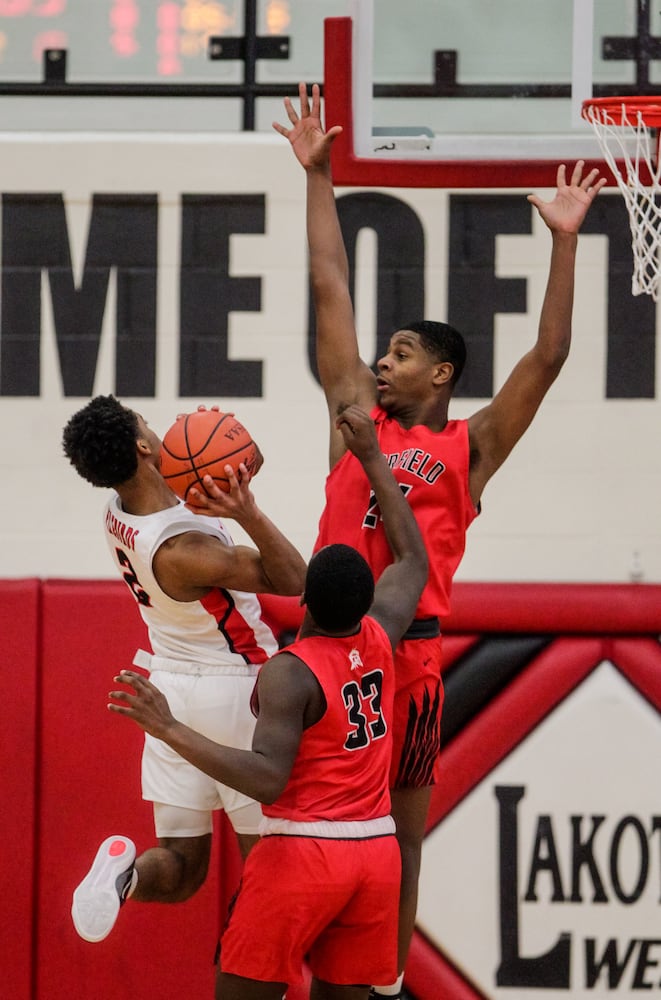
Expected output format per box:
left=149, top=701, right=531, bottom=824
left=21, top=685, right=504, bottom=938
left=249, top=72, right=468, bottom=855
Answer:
left=258, top=815, right=396, bottom=839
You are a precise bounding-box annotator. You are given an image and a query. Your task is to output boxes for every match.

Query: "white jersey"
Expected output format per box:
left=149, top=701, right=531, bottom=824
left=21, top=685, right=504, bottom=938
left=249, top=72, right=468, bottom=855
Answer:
left=104, top=494, right=278, bottom=671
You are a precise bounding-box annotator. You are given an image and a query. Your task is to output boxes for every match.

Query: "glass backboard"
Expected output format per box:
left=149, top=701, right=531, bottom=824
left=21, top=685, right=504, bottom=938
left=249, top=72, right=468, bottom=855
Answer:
left=324, top=0, right=656, bottom=187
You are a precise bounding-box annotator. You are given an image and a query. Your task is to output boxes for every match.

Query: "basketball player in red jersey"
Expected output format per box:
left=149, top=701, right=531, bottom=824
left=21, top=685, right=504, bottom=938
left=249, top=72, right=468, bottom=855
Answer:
left=274, top=83, right=606, bottom=998
left=109, top=404, right=428, bottom=1000
left=62, top=395, right=306, bottom=943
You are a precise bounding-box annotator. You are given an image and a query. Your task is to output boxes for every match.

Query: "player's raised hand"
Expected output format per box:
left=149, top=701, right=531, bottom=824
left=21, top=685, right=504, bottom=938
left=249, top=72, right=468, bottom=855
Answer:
left=528, top=161, right=607, bottom=234
left=272, top=82, right=342, bottom=171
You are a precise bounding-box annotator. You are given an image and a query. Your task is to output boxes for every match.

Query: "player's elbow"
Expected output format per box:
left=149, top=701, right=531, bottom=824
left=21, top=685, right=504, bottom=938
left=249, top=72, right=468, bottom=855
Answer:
left=256, top=774, right=289, bottom=805
left=272, top=562, right=307, bottom=597
left=309, top=262, right=349, bottom=302
left=538, top=330, right=571, bottom=371
left=403, top=548, right=429, bottom=597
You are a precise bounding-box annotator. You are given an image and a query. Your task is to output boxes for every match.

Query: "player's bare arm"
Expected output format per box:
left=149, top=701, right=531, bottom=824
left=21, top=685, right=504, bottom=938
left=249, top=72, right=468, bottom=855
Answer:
left=275, top=82, right=377, bottom=468
left=109, top=663, right=311, bottom=804
left=337, top=405, right=428, bottom=646
left=467, top=161, right=606, bottom=505
left=152, top=466, right=306, bottom=600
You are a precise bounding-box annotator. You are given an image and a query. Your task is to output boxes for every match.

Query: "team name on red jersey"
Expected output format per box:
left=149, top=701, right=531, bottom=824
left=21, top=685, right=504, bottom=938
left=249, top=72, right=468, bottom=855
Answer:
left=386, top=449, right=446, bottom=483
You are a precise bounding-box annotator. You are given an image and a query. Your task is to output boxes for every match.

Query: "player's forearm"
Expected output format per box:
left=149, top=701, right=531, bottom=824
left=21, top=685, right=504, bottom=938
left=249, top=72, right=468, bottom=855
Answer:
left=363, top=452, right=427, bottom=569
left=163, top=721, right=287, bottom=804
left=236, top=509, right=307, bottom=595
left=307, top=166, right=349, bottom=287
left=536, top=231, right=578, bottom=368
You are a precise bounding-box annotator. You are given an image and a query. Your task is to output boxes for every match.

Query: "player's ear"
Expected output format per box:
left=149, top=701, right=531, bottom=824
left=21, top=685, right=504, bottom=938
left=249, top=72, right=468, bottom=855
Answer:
left=433, top=360, right=454, bottom=387
left=136, top=437, right=152, bottom=455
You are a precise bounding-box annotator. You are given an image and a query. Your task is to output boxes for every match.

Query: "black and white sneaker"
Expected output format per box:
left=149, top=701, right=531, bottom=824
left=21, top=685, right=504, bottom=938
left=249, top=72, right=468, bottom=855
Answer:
left=71, top=836, right=136, bottom=942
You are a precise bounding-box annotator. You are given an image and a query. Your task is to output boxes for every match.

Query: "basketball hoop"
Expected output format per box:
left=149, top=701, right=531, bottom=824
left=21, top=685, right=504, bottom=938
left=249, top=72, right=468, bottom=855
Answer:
left=582, top=96, right=661, bottom=300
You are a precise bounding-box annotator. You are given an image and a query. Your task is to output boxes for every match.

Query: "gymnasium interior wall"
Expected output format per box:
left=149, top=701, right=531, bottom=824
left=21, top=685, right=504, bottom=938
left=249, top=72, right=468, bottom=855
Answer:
left=1, top=43, right=660, bottom=1000
left=0, top=131, right=659, bottom=584
left=4, top=579, right=660, bottom=1000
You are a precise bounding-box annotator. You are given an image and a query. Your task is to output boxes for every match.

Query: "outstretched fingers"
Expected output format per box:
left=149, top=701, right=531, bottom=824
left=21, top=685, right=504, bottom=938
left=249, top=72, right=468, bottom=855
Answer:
left=298, top=80, right=310, bottom=117
left=284, top=95, right=299, bottom=126
left=582, top=168, right=607, bottom=200
left=565, top=159, right=606, bottom=198
left=273, top=82, right=313, bottom=136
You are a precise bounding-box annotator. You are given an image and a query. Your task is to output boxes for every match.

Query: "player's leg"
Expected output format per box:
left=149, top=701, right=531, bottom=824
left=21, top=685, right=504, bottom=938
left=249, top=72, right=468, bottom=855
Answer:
left=310, top=981, right=370, bottom=1000
left=71, top=803, right=213, bottom=941
left=371, top=781, right=432, bottom=997
left=189, top=672, right=262, bottom=863
left=215, top=971, right=287, bottom=1000
left=372, top=637, right=443, bottom=996
left=131, top=830, right=212, bottom=902
left=223, top=799, right=261, bottom=860
left=391, top=784, right=432, bottom=968
left=312, top=835, right=400, bottom=1000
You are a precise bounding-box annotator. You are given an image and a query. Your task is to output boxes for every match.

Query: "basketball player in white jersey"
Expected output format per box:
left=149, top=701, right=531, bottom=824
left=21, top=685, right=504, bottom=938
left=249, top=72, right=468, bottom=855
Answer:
left=62, top=394, right=306, bottom=943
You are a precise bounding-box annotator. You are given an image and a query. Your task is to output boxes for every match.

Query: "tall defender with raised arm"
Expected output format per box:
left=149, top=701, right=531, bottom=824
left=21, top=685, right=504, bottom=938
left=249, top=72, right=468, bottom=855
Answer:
left=274, top=82, right=606, bottom=998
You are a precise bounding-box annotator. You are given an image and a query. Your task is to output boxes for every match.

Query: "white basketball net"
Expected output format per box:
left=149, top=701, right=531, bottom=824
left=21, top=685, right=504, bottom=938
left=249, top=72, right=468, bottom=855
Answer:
left=584, top=101, right=661, bottom=300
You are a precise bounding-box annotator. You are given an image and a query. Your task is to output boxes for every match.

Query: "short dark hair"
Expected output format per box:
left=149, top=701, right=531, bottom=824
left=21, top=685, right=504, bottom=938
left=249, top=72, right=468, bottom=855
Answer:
left=62, top=394, right=140, bottom=488
left=305, top=544, right=375, bottom=632
left=403, top=320, right=467, bottom=386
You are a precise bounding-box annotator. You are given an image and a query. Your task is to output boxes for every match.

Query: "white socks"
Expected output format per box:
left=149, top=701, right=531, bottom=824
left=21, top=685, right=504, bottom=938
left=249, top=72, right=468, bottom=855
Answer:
left=372, top=972, right=404, bottom=996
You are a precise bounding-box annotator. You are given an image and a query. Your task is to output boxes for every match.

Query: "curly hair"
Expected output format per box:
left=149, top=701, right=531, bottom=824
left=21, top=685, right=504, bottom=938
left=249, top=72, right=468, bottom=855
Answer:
left=304, top=543, right=375, bottom=633
left=62, top=394, right=140, bottom=488
left=403, top=320, right=467, bottom=386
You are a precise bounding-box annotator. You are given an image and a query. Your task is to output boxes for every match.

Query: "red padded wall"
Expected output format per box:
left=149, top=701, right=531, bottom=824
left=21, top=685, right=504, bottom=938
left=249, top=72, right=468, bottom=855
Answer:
left=4, top=580, right=659, bottom=1000
left=1, top=579, right=40, bottom=1000
left=35, top=580, right=233, bottom=1000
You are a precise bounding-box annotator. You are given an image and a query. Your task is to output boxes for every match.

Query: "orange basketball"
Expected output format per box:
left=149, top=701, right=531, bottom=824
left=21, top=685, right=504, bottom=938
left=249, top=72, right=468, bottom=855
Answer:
left=160, top=410, right=258, bottom=500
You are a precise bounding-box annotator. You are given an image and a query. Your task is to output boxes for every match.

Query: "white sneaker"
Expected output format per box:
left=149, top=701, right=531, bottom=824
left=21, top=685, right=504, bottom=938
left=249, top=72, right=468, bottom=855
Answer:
left=71, top=836, right=136, bottom=942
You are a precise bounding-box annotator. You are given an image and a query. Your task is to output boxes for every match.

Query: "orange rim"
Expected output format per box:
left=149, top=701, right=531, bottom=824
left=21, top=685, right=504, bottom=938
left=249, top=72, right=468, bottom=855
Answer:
left=582, top=95, right=661, bottom=127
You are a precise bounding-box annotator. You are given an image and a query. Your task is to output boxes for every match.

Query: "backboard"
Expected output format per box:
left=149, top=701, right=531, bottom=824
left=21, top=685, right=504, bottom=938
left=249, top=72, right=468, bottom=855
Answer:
left=324, top=0, right=655, bottom=187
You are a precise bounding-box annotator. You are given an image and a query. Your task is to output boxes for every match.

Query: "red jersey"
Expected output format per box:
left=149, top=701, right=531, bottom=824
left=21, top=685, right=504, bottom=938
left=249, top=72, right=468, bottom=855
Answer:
left=314, top=408, right=478, bottom=620
left=262, top=616, right=394, bottom=824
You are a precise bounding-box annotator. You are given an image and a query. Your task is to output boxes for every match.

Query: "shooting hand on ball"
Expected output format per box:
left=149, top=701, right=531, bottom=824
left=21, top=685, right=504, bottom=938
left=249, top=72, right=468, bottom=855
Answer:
left=186, top=464, right=257, bottom=524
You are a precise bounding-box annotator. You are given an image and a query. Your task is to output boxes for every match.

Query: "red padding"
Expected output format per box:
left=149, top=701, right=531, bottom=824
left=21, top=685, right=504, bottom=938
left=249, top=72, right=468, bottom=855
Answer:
left=261, top=584, right=661, bottom=637
left=609, top=637, right=661, bottom=711
left=428, top=637, right=605, bottom=827
left=407, top=932, right=484, bottom=1000
left=35, top=580, right=223, bottom=1000
left=258, top=592, right=303, bottom=638
left=446, top=582, right=661, bottom=634
left=1, top=579, right=40, bottom=1000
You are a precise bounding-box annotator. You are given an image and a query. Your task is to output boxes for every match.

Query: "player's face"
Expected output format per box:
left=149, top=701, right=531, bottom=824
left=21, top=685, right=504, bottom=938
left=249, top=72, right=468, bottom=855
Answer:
left=376, top=331, right=438, bottom=411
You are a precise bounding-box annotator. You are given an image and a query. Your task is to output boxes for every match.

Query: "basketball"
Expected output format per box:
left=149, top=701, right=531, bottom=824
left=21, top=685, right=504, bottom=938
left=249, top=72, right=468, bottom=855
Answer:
left=160, top=410, right=258, bottom=500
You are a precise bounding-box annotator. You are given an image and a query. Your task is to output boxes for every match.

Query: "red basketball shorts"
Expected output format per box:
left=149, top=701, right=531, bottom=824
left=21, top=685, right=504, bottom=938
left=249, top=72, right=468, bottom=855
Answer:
left=219, top=833, right=401, bottom=986
left=390, top=634, right=444, bottom=789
